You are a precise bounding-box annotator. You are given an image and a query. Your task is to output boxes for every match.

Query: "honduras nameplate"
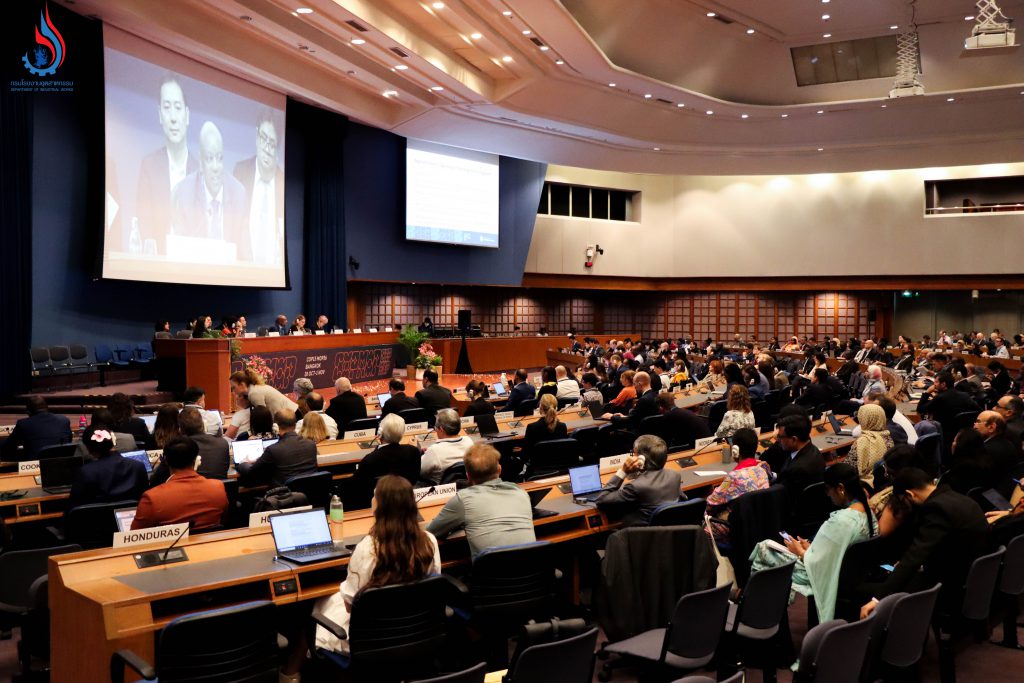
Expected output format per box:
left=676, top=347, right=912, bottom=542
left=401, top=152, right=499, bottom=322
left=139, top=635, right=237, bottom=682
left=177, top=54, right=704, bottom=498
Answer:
left=114, top=522, right=189, bottom=549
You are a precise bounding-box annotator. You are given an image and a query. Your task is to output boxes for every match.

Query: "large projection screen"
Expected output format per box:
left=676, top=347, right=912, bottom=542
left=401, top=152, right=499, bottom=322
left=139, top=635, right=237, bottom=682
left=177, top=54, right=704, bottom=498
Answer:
left=102, top=29, right=288, bottom=287
left=405, top=139, right=500, bottom=248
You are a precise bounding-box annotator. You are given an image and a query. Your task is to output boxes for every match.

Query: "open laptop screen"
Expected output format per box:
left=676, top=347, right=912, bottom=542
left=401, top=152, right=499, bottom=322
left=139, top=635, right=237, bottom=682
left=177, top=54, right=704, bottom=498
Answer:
left=377, top=393, right=391, bottom=407
left=140, top=415, right=157, bottom=433
left=270, top=509, right=332, bottom=553
left=492, top=382, right=507, bottom=396
left=231, top=439, right=264, bottom=465
left=114, top=507, right=137, bottom=532
left=120, top=450, right=152, bottom=473
left=569, top=464, right=602, bottom=496
left=474, top=413, right=499, bottom=436
left=40, top=455, right=84, bottom=488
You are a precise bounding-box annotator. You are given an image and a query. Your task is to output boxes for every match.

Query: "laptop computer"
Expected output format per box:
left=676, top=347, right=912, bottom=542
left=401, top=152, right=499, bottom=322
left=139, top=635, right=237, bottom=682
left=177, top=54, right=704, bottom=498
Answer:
left=269, top=508, right=352, bottom=564
left=262, top=438, right=279, bottom=449
left=828, top=414, right=855, bottom=437
left=120, top=449, right=153, bottom=474
left=492, top=382, right=508, bottom=397
left=140, top=415, right=157, bottom=433
left=377, top=393, right=391, bottom=407
left=528, top=487, right=559, bottom=519
left=40, top=455, right=84, bottom=494
left=568, top=464, right=604, bottom=503
left=475, top=413, right=501, bottom=438
left=588, top=403, right=611, bottom=420
left=232, top=439, right=265, bottom=465
left=114, top=506, right=137, bottom=532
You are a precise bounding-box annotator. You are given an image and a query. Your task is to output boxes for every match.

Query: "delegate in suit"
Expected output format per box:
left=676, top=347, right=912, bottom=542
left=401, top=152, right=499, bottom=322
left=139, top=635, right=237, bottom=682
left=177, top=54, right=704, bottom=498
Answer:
left=232, top=109, right=284, bottom=266
left=596, top=434, right=683, bottom=527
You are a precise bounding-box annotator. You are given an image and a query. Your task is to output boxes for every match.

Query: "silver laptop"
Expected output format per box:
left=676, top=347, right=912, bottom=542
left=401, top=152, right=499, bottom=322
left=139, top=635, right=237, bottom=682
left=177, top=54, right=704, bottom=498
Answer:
left=568, top=464, right=604, bottom=503
left=269, top=508, right=352, bottom=564
left=231, top=439, right=264, bottom=465
left=377, top=393, right=391, bottom=407
left=492, top=382, right=508, bottom=397
left=828, top=414, right=855, bottom=437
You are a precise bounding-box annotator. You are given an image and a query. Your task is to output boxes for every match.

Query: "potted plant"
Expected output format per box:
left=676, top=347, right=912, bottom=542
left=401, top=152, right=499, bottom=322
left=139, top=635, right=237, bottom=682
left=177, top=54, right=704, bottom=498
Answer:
left=415, top=342, right=443, bottom=380
left=399, top=326, right=429, bottom=378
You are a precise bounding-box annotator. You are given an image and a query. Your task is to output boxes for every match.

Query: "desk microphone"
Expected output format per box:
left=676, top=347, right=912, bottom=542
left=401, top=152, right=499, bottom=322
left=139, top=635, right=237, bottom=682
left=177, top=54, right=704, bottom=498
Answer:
left=161, top=526, right=188, bottom=564
left=415, top=486, right=436, bottom=504
left=690, top=437, right=725, bottom=459
left=509, top=418, right=525, bottom=428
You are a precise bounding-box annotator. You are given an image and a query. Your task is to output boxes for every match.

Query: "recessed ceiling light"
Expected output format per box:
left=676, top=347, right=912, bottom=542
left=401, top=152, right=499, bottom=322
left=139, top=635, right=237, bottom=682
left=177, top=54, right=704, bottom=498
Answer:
left=817, top=109, right=824, bottom=114
left=817, top=147, right=824, bottom=152
left=608, top=83, right=616, bottom=87
left=555, top=59, right=564, bottom=65
left=676, top=103, right=685, bottom=108
left=394, top=64, right=408, bottom=70
left=706, top=12, right=716, bottom=17
left=539, top=45, right=549, bottom=51
left=430, top=86, right=444, bottom=91
left=781, top=113, right=789, bottom=118
left=470, top=32, right=482, bottom=40
left=822, top=14, right=830, bottom=21
left=946, top=97, right=955, bottom=102
left=822, top=0, right=830, bottom=3
left=296, top=7, right=313, bottom=14
left=741, top=113, right=749, bottom=119
left=746, top=28, right=755, bottom=34
left=653, top=147, right=661, bottom=151
left=383, top=90, right=398, bottom=97
left=644, top=93, right=652, bottom=99
left=964, top=15, right=974, bottom=21
left=522, top=29, right=531, bottom=35
left=291, top=11, right=298, bottom=17
left=823, top=33, right=832, bottom=38
left=705, top=110, right=714, bottom=115
left=890, top=25, right=898, bottom=30
left=881, top=104, right=887, bottom=108
left=431, top=2, right=445, bottom=9
left=351, top=38, right=365, bottom=45
left=502, top=10, right=512, bottom=17
left=501, top=55, right=513, bottom=63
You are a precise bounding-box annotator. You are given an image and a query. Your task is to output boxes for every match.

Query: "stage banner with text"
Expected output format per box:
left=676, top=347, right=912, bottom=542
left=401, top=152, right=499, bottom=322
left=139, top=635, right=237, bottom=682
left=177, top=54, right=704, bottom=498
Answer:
left=231, top=344, right=394, bottom=391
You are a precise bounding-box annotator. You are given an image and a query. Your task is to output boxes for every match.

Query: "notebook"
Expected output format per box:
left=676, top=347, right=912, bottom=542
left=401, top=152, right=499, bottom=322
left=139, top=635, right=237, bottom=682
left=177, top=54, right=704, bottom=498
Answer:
left=269, top=508, right=352, bottom=564
left=114, top=506, right=137, bottom=532
left=231, top=439, right=264, bottom=465
left=528, top=487, right=559, bottom=519
left=40, top=455, right=84, bottom=494
left=828, top=414, right=855, bottom=437
left=120, top=449, right=153, bottom=474
left=568, top=464, right=604, bottom=503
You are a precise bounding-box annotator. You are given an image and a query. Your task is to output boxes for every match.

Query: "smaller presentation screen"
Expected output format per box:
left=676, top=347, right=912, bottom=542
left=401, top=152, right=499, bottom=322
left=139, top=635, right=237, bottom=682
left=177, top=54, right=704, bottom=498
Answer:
left=406, top=139, right=500, bottom=248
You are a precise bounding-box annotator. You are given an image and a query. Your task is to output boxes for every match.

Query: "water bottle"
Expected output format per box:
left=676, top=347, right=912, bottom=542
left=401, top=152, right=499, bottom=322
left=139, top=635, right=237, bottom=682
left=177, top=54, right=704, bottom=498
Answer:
left=329, top=495, right=344, bottom=541
left=78, top=415, right=88, bottom=436
left=500, top=372, right=508, bottom=387
left=721, top=442, right=733, bottom=464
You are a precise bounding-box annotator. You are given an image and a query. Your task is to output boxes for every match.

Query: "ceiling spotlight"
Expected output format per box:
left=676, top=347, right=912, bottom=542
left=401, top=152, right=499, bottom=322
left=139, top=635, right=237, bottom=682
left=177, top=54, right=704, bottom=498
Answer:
left=644, top=93, right=652, bottom=99
left=705, top=110, right=714, bottom=115
left=502, top=10, right=512, bottom=17
left=502, top=55, right=513, bottom=62
left=676, top=103, right=685, bottom=107
left=431, top=2, right=445, bottom=9
left=430, top=86, right=444, bottom=91
left=746, top=28, right=755, bottom=34
left=653, top=147, right=661, bottom=151
left=817, top=147, right=824, bottom=152
left=890, top=24, right=898, bottom=30
left=881, top=104, right=888, bottom=108
left=522, top=29, right=531, bottom=35
left=394, top=64, right=408, bottom=70
left=741, top=113, right=749, bottom=119
left=539, top=45, right=549, bottom=51
left=351, top=38, right=365, bottom=45
left=608, top=83, right=616, bottom=87
left=382, top=90, right=398, bottom=97
left=555, top=59, right=564, bottom=65
left=823, top=33, right=832, bottom=38
left=781, top=113, right=789, bottom=118
left=295, top=7, right=313, bottom=14
left=964, top=15, right=974, bottom=21
left=470, top=32, right=482, bottom=40
left=822, top=14, right=830, bottom=21
left=817, top=109, right=824, bottom=114
left=822, top=0, right=830, bottom=3
left=706, top=12, right=716, bottom=17
left=946, top=97, right=955, bottom=102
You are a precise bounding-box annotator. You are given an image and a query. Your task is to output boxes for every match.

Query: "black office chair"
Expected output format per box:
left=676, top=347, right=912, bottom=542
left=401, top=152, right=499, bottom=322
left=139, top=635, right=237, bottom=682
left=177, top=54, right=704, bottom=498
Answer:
left=557, top=397, right=580, bottom=409
left=718, top=484, right=788, bottom=586
left=0, top=544, right=80, bottom=643
left=506, top=624, right=599, bottom=683
left=111, top=600, right=279, bottom=683
left=599, top=583, right=732, bottom=681
left=65, top=500, right=136, bottom=550
left=29, top=346, right=54, bottom=377
left=721, top=560, right=797, bottom=682
left=793, top=616, right=875, bottom=683
left=994, top=532, right=1024, bottom=648
left=221, top=478, right=242, bottom=528
left=570, top=425, right=601, bottom=460
left=314, top=575, right=451, bottom=681
left=914, top=432, right=942, bottom=477
left=706, top=400, right=728, bottom=434
left=514, top=398, right=539, bottom=417
left=647, top=498, right=704, bottom=526
left=37, top=443, right=78, bottom=460
left=935, top=546, right=1005, bottom=683
left=637, top=414, right=667, bottom=440
left=526, top=438, right=584, bottom=479
left=863, top=584, right=941, bottom=682
left=594, top=426, right=637, bottom=459
left=398, top=407, right=433, bottom=428
left=346, top=417, right=380, bottom=434
left=16, top=575, right=51, bottom=679
left=409, top=662, right=487, bottom=683
left=440, top=463, right=467, bottom=485
left=285, top=471, right=332, bottom=510
left=789, top=482, right=836, bottom=540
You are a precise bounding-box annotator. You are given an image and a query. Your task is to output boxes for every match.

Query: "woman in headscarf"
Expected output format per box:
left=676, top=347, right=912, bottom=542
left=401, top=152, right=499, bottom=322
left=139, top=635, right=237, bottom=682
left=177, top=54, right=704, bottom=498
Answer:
left=845, top=403, right=893, bottom=486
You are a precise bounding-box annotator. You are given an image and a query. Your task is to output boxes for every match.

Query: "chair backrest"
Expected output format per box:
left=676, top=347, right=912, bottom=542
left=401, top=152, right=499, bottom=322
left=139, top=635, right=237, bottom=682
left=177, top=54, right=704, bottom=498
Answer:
left=134, top=342, right=154, bottom=361
left=283, top=471, right=332, bottom=510
left=734, top=560, right=797, bottom=631
left=440, top=463, right=467, bottom=484
left=914, top=432, right=941, bottom=477
left=961, top=545, right=1005, bottom=620
left=470, top=541, right=557, bottom=624
left=648, top=498, right=706, bottom=527
left=29, top=346, right=51, bottom=367
left=111, top=344, right=133, bottom=363
left=707, top=400, right=728, bottom=433
left=557, top=397, right=579, bottom=409
left=346, top=416, right=380, bottom=433
left=514, top=398, right=539, bottom=417
left=155, top=600, right=278, bottom=682
left=65, top=501, right=136, bottom=550
left=594, top=426, right=637, bottom=459
left=871, top=584, right=939, bottom=669
left=48, top=345, right=71, bottom=364
left=834, top=534, right=899, bottom=620
left=0, top=544, right=81, bottom=610
left=999, top=533, right=1024, bottom=595
left=68, top=344, right=91, bottom=365
left=221, top=478, right=240, bottom=527
left=408, top=662, right=487, bottom=683
left=727, top=484, right=789, bottom=564
left=790, top=481, right=836, bottom=537
left=663, top=583, right=732, bottom=663
left=637, top=414, right=666, bottom=439
left=753, top=401, right=774, bottom=431
left=529, top=438, right=583, bottom=476
left=398, top=407, right=434, bottom=428
left=153, top=331, right=173, bottom=339
left=953, top=410, right=980, bottom=434
left=504, top=626, right=599, bottom=683
left=569, top=425, right=601, bottom=454
left=37, top=443, right=78, bottom=460
left=94, top=344, right=113, bottom=363
left=797, top=617, right=874, bottom=683
left=347, top=576, right=450, bottom=674
left=175, top=330, right=194, bottom=339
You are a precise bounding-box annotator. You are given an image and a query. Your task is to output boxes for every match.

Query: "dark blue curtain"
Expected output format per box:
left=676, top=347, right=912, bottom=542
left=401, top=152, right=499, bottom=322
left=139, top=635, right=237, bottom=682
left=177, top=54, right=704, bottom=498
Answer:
left=291, top=100, right=348, bottom=329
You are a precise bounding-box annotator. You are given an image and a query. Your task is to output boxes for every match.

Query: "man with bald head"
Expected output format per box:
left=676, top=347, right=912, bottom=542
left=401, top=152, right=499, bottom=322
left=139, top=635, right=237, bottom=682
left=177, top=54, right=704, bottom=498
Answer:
left=974, top=410, right=1019, bottom=497
left=604, top=370, right=658, bottom=430
left=135, top=74, right=198, bottom=254
left=171, top=121, right=251, bottom=260
left=555, top=364, right=581, bottom=400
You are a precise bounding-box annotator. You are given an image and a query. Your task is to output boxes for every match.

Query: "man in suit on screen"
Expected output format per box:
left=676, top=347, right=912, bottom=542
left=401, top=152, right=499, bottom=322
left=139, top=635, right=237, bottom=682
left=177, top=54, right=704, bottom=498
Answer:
left=233, top=108, right=284, bottom=266
left=134, top=74, right=198, bottom=255
left=171, top=121, right=251, bottom=261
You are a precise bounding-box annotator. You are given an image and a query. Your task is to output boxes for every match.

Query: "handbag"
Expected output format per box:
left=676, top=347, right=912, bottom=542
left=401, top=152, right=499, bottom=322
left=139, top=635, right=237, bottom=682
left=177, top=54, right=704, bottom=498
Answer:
left=704, top=513, right=736, bottom=589
left=252, top=486, right=309, bottom=512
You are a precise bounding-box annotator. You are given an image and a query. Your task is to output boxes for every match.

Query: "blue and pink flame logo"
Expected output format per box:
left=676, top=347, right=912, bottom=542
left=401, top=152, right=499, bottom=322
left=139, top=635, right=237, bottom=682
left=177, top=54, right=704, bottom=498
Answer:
left=22, top=3, right=66, bottom=77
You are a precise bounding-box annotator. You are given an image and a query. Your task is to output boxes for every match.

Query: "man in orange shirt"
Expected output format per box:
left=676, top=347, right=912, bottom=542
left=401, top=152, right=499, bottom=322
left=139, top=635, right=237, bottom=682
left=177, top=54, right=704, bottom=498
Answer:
left=132, top=436, right=228, bottom=530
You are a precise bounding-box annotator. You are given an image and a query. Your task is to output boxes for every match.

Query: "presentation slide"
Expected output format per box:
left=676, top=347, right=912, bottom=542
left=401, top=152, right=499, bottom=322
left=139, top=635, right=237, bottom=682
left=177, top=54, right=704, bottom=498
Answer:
left=102, top=29, right=288, bottom=287
left=406, top=139, right=500, bottom=248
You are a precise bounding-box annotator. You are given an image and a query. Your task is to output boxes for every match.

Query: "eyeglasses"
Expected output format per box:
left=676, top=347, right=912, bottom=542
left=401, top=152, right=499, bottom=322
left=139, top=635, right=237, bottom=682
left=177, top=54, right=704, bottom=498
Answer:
left=258, top=131, right=278, bottom=149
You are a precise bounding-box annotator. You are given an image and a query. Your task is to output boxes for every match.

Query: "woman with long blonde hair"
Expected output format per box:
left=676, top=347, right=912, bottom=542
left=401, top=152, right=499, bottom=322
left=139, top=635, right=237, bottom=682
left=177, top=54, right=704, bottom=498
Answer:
left=524, top=393, right=567, bottom=451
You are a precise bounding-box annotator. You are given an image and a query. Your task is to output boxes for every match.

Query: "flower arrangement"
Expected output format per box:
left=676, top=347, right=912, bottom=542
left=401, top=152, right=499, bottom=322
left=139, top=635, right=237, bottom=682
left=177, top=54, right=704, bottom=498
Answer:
left=415, top=342, right=443, bottom=369
left=243, top=354, right=274, bottom=383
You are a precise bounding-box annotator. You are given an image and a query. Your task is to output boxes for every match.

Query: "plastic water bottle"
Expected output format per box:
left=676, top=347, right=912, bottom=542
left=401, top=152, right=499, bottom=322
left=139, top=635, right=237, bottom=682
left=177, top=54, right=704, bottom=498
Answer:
left=500, top=372, right=508, bottom=387
left=78, top=415, right=87, bottom=435
left=329, top=495, right=344, bottom=541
